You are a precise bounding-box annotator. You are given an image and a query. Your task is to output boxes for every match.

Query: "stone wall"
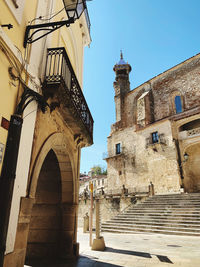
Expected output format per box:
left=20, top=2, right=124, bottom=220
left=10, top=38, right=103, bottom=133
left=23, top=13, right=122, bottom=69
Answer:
left=107, top=120, right=180, bottom=194
left=78, top=197, right=133, bottom=228
left=107, top=53, right=200, bottom=196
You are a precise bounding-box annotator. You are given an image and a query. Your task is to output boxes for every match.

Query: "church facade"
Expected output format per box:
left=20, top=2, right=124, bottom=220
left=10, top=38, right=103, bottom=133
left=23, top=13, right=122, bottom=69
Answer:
left=105, top=52, right=200, bottom=194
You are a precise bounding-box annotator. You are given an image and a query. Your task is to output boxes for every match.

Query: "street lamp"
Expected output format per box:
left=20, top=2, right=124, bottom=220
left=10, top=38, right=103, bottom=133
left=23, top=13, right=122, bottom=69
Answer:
left=63, top=0, right=86, bottom=20
left=24, top=0, right=87, bottom=47
left=183, top=152, right=189, bottom=162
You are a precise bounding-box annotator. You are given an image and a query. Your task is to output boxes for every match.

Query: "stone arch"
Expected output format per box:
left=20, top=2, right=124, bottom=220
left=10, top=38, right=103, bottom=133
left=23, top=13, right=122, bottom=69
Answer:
left=178, top=118, right=200, bottom=132
left=183, top=142, right=200, bottom=193
left=29, top=132, right=77, bottom=203
left=26, top=132, right=78, bottom=263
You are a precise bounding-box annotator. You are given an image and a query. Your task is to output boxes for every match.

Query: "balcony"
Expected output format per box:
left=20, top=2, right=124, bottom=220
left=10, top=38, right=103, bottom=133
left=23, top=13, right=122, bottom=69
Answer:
left=179, top=127, right=200, bottom=140
left=43, top=47, right=93, bottom=145
left=103, top=147, right=125, bottom=160
left=84, top=8, right=91, bottom=33
left=145, top=133, right=167, bottom=149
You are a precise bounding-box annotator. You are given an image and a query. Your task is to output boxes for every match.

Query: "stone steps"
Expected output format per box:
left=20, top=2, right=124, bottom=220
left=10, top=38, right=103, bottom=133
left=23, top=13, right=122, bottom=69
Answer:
left=114, top=216, right=200, bottom=222
left=101, top=227, right=200, bottom=236
left=102, top=223, right=200, bottom=233
left=101, top=193, right=200, bottom=236
left=103, top=220, right=200, bottom=228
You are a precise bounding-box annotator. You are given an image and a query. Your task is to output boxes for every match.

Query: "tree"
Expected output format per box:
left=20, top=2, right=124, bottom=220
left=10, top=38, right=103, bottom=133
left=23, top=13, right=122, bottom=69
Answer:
left=91, top=165, right=107, bottom=176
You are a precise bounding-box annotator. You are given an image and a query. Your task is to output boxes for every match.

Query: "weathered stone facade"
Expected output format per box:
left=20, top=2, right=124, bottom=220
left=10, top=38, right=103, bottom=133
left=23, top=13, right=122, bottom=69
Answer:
left=105, top=53, right=200, bottom=194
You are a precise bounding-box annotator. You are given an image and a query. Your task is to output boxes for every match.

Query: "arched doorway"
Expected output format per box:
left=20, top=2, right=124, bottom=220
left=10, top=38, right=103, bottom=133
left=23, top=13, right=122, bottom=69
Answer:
left=183, top=143, right=200, bottom=193
left=24, top=133, right=78, bottom=264
left=26, top=149, right=62, bottom=262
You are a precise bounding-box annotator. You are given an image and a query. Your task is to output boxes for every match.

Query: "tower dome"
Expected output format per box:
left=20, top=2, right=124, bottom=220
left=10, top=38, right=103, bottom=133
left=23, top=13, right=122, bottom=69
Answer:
left=113, top=50, right=132, bottom=75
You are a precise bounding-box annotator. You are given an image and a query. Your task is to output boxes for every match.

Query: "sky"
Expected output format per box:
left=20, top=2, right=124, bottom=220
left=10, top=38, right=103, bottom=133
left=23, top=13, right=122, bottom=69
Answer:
left=80, top=0, right=200, bottom=174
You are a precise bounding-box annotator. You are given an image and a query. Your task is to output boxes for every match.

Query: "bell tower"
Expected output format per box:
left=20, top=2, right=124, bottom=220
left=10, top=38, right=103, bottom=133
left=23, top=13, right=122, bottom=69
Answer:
left=113, top=51, right=132, bottom=122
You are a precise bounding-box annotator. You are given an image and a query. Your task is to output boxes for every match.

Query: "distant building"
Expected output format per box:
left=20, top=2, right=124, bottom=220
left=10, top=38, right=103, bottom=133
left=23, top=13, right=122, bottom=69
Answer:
left=79, top=172, right=107, bottom=196
left=104, top=52, right=200, bottom=194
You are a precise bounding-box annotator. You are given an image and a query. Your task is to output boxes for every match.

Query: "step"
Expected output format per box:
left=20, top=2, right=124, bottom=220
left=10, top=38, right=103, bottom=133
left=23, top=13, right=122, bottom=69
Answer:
left=101, top=223, right=200, bottom=233
left=125, top=208, right=200, bottom=212
left=132, top=204, right=200, bottom=208
left=110, top=218, right=200, bottom=225
left=143, top=201, right=200, bottom=204
left=109, top=217, right=200, bottom=224
left=150, top=195, right=200, bottom=199
left=102, top=220, right=200, bottom=228
left=101, top=227, right=200, bottom=236
left=124, top=211, right=200, bottom=216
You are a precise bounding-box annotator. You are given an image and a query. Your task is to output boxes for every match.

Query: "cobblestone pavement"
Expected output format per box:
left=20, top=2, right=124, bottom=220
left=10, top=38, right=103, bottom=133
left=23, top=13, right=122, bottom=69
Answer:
left=25, top=229, right=200, bottom=266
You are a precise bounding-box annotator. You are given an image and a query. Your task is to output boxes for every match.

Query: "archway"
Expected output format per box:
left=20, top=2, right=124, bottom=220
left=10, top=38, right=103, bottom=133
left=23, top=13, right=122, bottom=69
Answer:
left=183, top=143, right=200, bottom=193
left=26, top=149, right=62, bottom=261
left=25, top=133, right=78, bottom=264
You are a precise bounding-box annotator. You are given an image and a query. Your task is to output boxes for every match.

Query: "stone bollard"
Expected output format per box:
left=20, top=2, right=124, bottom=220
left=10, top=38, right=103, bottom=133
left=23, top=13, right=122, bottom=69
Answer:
left=149, top=181, right=155, bottom=196
left=83, top=212, right=89, bottom=233
left=92, top=199, right=105, bottom=251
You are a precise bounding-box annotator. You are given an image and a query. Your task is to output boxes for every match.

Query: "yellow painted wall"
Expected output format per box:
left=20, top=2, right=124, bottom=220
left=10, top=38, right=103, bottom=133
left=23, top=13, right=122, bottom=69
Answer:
left=0, top=0, right=90, bottom=172
left=0, top=0, right=39, bottom=172
left=1, top=0, right=37, bottom=51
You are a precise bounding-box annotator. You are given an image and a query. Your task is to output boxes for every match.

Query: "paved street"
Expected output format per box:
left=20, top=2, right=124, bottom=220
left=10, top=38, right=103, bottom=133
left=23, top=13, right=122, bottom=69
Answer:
left=25, top=228, right=200, bottom=266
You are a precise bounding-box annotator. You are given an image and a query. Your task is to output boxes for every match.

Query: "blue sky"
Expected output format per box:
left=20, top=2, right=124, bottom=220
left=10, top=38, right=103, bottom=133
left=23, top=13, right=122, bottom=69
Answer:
left=80, top=0, right=200, bottom=174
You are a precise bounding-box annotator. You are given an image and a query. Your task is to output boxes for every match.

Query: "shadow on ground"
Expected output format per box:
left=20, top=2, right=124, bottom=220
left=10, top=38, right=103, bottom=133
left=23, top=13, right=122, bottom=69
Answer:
left=105, top=247, right=173, bottom=264
left=25, top=255, right=123, bottom=267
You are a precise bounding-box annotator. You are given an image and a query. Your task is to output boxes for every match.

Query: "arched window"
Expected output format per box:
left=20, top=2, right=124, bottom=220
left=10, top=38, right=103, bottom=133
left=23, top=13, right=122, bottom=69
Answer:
left=175, top=95, right=182, bottom=113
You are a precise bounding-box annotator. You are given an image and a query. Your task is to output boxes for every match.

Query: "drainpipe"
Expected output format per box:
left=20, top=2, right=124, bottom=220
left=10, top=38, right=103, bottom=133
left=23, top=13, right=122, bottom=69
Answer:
left=0, top=87, right=48, bottom=267
left=0, top=115, right=23, bottom=267
left=174, top=139, right=184, bottom=184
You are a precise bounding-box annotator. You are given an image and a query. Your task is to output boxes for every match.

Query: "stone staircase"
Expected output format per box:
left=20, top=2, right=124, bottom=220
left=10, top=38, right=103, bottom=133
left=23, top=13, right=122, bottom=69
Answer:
left=101, top=193, right=200, bottom=236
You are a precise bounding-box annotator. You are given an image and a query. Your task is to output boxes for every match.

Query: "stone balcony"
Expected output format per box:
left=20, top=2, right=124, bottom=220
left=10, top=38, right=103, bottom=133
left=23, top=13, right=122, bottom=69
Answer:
left=103, top=147, right=126, bottom=160
left=42, top=47, right=93, bottom=146
left=179, top=127, right=200, bottom=140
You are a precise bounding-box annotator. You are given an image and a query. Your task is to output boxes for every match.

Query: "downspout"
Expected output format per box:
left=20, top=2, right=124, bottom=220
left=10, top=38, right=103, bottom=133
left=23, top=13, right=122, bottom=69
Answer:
left=0, top=87, right=48, bottom=267
left=174, top=139, right=184, bottom=186
left=0, top=115, right=23, bottom=267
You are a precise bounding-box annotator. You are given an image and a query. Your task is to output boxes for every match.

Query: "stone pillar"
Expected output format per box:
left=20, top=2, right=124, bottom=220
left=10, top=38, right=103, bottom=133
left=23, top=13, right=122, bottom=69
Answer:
left=4, top=197, right=34, bottom=267
left=60, top=203, right=78, bottom=259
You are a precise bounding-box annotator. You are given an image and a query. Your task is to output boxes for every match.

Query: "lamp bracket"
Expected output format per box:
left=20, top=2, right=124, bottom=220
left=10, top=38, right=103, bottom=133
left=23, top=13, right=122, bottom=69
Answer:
left=23, top=17, right=74, bottom=48
left=16, top=87, right=49, bottom=115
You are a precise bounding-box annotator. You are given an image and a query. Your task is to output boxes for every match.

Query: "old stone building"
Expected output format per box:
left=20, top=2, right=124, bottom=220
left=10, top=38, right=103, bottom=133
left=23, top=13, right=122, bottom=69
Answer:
left=105, top=52, right=200, bottom=195
left=0, top=1, right=93, bottom=266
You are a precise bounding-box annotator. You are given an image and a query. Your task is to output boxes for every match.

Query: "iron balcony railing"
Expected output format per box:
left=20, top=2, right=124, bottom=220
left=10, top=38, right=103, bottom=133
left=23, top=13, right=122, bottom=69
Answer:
left=84, top=8, right=91, bottom=33
left=44, top=47, right=93, bottom=140
left=103, top=147, right=125, bottom=160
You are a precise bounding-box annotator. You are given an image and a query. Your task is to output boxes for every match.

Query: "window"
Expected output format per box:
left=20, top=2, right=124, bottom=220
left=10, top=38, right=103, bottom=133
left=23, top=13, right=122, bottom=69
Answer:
left=102, top=179, right=104, bottom=185
left=98, top=180, right=100, bottom=186
left=116, top=143, right=121, bottom=155
left=175, top=95, right=182, bottom=113
left=152, top=132, right=159, bottom=144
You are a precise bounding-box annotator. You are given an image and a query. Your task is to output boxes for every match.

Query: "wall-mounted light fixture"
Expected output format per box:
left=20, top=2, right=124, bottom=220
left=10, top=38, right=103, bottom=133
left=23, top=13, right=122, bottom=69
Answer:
left=23, top=0, right=87, bottom=47
left=183, top=152, right=189, bottom=162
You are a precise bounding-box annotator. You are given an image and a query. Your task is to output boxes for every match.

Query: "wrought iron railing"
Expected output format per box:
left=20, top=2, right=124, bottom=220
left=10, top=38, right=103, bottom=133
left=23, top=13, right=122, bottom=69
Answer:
left=84, top=8, right=91, bottom=33
left=103, top=147, right=125, bottom=160
left=44, top=47, right=93, bottom=140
